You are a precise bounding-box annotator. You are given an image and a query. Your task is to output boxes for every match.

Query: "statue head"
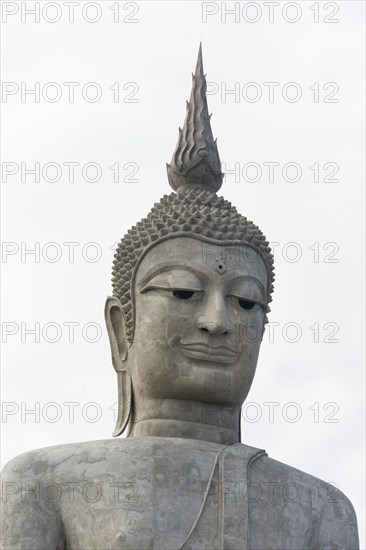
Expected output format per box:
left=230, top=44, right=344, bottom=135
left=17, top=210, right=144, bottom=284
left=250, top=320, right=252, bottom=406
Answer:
left=105, top=45, right=274, bottom=437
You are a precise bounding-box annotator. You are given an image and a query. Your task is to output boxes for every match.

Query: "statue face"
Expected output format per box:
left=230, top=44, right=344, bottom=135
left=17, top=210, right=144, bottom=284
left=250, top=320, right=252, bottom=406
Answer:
left=126, top=236, right=267, bottom=406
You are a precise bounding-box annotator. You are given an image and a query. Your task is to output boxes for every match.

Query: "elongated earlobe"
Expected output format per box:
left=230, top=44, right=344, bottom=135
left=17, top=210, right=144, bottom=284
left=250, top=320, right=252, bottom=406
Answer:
left=113, top=370, right=132, bottom=437
left=104, top=296, right=132, bottom=437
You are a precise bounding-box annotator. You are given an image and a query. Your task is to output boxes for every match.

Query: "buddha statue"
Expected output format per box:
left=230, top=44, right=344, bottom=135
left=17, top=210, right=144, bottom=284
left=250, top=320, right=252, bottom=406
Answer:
left=1, top=45, right=359, bottom=550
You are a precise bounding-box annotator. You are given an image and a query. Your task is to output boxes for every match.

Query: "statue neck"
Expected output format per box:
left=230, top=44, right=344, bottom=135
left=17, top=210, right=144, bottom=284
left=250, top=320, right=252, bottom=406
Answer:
left=127, top=398, right=241, bottom=446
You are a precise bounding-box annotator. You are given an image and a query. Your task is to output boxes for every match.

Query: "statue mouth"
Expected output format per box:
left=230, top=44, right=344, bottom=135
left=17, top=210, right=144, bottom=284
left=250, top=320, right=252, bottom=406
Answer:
left=180, top=342, right=240, bottom=364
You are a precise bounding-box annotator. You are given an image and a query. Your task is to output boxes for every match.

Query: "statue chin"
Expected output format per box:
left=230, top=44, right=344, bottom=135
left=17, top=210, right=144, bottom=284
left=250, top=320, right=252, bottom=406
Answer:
left=0, top=45, right=359, bottom=550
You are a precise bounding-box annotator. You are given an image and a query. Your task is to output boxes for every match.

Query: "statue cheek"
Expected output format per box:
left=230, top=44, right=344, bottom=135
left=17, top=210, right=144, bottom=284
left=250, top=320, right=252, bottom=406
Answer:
left=230, top=310, right=264, bottom=345
left=136, top=314, right=193, bottom=341
left=133, top=315, right=192, bottom=359
left=242, top=321, right=263, bottom=345
left=165, top=314, right=196, bottom=338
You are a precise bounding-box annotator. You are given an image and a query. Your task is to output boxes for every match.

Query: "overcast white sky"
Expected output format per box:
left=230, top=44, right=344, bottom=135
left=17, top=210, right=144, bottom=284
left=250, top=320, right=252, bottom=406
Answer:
left=1, top=0, right=365, bottom=546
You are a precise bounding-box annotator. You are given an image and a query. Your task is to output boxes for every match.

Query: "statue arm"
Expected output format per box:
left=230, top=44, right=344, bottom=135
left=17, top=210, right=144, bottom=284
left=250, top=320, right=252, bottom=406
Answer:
left=1, top=454, right=67, bottom=550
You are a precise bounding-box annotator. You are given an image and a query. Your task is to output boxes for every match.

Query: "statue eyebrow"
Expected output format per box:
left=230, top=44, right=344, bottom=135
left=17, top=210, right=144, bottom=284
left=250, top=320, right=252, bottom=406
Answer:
left=228, top=275, right=267, bottom=302
left=137, top=265, right=266, bottom=301
left=137, top=263, right=201, bottom=289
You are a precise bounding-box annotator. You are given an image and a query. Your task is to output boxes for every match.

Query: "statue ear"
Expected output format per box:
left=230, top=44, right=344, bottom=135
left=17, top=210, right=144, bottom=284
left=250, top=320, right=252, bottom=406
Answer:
left=105, top=296, right=132, bottom=437
left=104, top=296, right=128, bottom=368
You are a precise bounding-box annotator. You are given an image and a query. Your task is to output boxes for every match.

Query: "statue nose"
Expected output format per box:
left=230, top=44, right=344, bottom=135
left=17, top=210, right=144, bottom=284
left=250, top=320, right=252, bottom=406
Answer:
left=196, top=318, right=228, bottom=334
left=196, top=294, right=229, bottom=334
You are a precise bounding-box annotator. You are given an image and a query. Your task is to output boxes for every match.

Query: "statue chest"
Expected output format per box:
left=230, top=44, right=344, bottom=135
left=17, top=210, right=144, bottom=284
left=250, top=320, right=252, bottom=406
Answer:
left=59, top=449, right=220, bottom=550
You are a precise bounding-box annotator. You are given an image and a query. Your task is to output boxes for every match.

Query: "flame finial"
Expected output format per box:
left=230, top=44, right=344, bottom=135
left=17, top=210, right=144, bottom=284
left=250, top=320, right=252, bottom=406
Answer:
left=167, top=43, right=223, bottom=194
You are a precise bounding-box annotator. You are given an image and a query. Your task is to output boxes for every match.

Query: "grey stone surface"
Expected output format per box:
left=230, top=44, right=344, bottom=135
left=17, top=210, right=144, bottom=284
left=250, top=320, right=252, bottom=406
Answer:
left=1, top=438, right=359, bottom=549
left=1, top=45, right=359, bottom=549
left=166, top=43, right=223, bottom=194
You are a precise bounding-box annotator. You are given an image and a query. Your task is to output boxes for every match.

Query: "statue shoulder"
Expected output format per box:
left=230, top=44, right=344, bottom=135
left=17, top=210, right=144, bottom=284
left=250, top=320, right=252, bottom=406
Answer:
left=248, top=449, right=359, bottom=549
left=2, top=438, right=142, bottom=482
left=1, top=444, right=78, bottom=550
left=1, top=439, right=112, bottom=476
left=0, top=439, right=132, bottom=550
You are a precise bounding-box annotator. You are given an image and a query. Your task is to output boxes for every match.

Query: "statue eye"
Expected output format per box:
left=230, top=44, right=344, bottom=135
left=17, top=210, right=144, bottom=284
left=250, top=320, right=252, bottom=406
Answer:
left=172, top=290, right=196, bottom=300
left=238, top=299, right=256, bottom=310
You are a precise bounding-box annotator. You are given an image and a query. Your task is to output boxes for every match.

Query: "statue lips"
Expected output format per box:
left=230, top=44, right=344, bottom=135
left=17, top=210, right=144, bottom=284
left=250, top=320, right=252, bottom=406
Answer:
left=180, top=342, right=240, bottom=364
